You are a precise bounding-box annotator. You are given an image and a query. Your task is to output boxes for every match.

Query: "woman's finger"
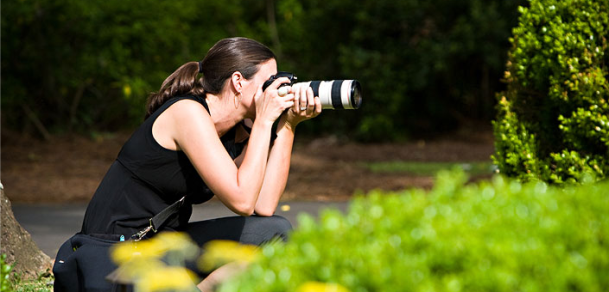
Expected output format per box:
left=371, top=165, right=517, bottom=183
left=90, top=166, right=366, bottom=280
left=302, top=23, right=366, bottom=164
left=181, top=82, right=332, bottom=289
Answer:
left=277, top=86, right=290, bottom=97
left=283, top=94, right=295, bottom=109
left=293, top=86, right=301, bottom=114
left=315, top=96, right=322, bottom=115
left=285, top=97, right=295, bottom=109
left=306, top=87, right=315, bottom=115
left=268, top=77, right=292, bottom=91
left=299, top=86, right=308, bottom=113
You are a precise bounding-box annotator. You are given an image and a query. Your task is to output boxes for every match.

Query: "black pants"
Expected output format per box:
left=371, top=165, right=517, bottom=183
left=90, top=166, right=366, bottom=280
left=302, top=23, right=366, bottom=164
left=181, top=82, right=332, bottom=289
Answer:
left=185, top=215, right=292, bottom=246
left=182, top=215, right=292, bottom=278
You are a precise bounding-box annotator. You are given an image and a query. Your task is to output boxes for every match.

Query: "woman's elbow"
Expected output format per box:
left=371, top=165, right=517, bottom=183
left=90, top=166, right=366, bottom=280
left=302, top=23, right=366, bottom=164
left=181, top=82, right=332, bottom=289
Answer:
left=222, top=190, right=257, bottom=216
left=233, top=203, right=256, bottom=217
left=253, top=206, right=276, bottom=217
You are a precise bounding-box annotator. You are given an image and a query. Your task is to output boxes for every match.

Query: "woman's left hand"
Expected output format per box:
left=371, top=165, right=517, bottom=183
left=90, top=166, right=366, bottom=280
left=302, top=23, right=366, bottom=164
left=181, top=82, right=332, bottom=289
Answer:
left=285, top=85, right=322, bottom=128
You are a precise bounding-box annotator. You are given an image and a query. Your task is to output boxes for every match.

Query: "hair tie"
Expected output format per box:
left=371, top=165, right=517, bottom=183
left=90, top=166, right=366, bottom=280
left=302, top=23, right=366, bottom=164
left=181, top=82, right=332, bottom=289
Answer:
left=198, top=61, right=204, bottom=74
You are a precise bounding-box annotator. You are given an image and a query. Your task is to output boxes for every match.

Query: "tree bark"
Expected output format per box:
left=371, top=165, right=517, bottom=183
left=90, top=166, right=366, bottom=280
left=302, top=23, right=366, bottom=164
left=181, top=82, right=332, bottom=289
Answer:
left=1, top=185, right=53, bottom=279
left=20, top=103, right=52, bottom=141
left=266, top=0, right=282, bottom=57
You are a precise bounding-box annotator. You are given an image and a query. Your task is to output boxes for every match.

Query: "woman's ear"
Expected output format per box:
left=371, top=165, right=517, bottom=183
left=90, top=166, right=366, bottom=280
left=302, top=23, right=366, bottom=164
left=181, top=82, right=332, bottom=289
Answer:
left=231, top=72, right=243, bottom=93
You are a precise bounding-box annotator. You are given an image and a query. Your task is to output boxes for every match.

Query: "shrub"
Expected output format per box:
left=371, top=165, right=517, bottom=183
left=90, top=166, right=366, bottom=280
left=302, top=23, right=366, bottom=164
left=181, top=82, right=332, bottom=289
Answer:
left=218, top=170, right=609, bottom=291
left=493, top=0, right=609, bottom=183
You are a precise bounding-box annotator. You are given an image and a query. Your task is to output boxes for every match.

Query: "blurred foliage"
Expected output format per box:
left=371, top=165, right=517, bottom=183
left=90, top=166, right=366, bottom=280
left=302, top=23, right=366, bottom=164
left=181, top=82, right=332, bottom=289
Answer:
left=110, top=232, right=263, bottom=292
left=198, top=240, right=260, bottom=272
left=1, top=0, right=269, bottom=135
left=0, top=254, right=52, bottom=292
left=493, top=0, right=609, bottom=183
left=1, top=254, right=14, bottom=292
left=277, top=0, right=525, bottom=140
left=110, top=232, right=200, bottom=292
left=218, top=170, right=609, bottom=292
left=362, top=161, right=494, bottom=176
left=3, top=0, right=523, bottom=140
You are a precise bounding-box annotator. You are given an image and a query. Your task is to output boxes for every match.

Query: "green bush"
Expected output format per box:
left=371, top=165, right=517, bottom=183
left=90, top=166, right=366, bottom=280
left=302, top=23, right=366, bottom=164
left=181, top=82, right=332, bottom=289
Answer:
left=493, top=0, right=609, bottom=183
left=218, top=170, right=609, bottom=292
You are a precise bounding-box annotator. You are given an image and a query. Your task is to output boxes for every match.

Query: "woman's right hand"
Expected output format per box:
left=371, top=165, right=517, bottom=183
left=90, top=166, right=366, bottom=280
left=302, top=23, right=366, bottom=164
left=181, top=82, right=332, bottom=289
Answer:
left=254, top=77, right=295, bottom=124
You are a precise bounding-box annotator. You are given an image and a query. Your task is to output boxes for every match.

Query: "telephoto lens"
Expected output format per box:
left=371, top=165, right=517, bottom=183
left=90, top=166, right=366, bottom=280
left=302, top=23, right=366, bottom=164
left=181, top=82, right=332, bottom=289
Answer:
left=262, top=72, right=362, bottom=110
left=292, top=80, right=362, bottom=110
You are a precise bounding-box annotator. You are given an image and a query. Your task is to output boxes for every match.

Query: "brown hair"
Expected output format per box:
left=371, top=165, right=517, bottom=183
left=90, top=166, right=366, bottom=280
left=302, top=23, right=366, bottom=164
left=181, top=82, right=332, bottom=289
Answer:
left=146, top=37, right=276, bottom=118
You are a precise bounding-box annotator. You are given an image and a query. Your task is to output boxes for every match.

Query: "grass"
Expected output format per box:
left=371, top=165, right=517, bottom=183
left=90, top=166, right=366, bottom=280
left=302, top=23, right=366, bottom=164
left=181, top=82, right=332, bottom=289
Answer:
left=361, top=161, right=496, bottom=176
left=1, top=262, right=53, bottom=292
left=9, top=270, right=53, bottom=292
left=11, top=279, right=53, bottom=292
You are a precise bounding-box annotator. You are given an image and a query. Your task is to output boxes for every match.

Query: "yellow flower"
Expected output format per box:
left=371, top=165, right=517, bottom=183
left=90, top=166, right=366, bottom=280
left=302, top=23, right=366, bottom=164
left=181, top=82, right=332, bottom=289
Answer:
left=111, top=239, right=166, bottom=264
left=136, top=266, right=197, bottom=292
left=111, top=232, right=198, bottom=264
left=296, top=282, right=350, bottom=292
left=107, top=258, right=167, bottom=284
left=198, top=240, right=260, bottom=271
left=153, top=232, right=199, bottom=260
left=109, top=232, right=200, bottom=290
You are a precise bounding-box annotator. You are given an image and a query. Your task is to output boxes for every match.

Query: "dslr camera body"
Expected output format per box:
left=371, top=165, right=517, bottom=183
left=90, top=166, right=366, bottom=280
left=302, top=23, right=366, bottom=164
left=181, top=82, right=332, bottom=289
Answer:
left=262, top=72, right=362, bottom=110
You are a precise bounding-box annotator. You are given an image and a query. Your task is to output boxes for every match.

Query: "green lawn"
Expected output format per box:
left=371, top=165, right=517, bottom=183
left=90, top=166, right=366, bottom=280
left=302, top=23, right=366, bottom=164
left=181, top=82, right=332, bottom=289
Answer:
left=361, top=161, right=496, bottom=176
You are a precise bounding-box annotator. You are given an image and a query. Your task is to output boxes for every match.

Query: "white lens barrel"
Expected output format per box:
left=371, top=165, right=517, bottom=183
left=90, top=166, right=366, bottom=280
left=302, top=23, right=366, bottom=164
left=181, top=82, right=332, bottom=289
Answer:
left=319, top=81, right=335, bottom=109
left=292, top=80, right=361, bottom=110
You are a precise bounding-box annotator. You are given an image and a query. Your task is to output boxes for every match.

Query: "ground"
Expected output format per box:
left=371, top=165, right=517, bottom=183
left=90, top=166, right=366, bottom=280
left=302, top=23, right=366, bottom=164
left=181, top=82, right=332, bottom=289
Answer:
left=1, top=128, right=495, bottom=203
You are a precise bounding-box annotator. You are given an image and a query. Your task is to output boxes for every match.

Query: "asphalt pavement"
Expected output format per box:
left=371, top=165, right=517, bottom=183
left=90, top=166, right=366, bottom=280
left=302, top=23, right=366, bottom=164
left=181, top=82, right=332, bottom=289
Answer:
left=12, top=201, right=349, bottom=258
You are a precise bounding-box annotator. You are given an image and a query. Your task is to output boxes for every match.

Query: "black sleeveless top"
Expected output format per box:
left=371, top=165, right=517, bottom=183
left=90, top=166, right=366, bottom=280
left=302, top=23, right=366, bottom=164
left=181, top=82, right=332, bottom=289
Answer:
left=81, top=95, right=249, bottom=237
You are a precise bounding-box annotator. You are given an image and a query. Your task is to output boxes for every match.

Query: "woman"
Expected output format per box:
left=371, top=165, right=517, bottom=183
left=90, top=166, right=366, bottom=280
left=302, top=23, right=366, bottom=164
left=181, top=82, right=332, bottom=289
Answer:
left=80, top=37, right=321, bottom=289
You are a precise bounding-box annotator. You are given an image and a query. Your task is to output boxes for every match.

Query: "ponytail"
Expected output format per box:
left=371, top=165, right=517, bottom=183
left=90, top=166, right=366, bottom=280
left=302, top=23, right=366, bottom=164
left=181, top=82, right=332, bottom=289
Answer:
left=145, top=62, right=205, bottom=119
left=146, top=37, right=276, bottom=119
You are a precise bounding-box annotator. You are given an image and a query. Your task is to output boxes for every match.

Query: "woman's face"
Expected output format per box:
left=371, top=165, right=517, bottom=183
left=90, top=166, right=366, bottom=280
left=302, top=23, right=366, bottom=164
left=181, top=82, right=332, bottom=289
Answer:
left=240, top=58, right=277, bottom=115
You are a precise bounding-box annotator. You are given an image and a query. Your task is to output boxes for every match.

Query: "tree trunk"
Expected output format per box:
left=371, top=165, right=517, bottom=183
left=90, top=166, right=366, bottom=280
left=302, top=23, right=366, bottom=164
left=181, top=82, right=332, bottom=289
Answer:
left=266, top=0, right=282, bottom=57
left=1, top=185, right=53, bottom=279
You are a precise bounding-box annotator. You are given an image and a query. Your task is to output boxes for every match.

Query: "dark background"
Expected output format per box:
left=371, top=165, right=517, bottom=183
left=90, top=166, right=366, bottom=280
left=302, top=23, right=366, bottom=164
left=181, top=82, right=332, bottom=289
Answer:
left=2, top=0, right=525, bottom=141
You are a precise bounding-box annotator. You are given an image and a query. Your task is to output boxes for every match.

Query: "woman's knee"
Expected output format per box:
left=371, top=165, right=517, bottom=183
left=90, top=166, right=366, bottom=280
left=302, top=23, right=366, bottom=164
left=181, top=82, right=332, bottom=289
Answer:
left=242, top=215, right=292, bottom=244
left=267, top=215, right=292, bottom=236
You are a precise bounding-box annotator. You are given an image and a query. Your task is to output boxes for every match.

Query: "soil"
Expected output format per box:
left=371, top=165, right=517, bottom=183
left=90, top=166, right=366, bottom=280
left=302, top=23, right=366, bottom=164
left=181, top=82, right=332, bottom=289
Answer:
left=1, top=128, right=495, bottom=203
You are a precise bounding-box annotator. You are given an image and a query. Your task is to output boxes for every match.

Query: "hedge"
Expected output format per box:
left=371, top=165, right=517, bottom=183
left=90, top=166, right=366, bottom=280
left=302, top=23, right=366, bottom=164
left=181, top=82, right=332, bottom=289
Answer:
left=218, top=170, right=609, bottom=291
left=493, top=0, right=609, bottom=183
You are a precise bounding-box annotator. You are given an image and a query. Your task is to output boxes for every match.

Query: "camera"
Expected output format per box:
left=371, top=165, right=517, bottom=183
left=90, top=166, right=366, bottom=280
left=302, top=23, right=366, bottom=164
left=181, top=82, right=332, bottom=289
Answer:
left=262, top=72, right=362, bottom=110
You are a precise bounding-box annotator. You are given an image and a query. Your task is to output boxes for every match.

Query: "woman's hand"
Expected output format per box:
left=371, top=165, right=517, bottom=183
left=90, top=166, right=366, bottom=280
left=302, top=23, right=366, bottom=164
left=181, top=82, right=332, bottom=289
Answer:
left=285, top=85, right=322, bottom=128
left=254, top=77, right=295, bottom=125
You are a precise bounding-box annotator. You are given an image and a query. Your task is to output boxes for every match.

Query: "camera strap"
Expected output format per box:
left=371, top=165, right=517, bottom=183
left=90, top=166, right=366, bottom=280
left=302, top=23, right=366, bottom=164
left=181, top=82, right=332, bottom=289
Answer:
left=131, top=196, right=187, bottom=241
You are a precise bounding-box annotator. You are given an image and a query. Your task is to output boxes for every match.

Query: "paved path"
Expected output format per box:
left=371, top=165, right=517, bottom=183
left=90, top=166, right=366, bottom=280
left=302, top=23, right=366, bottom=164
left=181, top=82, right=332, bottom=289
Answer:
left=12, top=201, right=349, bottom=258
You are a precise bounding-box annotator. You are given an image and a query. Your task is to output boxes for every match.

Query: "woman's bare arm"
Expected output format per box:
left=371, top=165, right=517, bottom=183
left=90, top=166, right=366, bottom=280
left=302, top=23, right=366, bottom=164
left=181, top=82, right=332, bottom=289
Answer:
left=166, top=82, right=294, bottom=216
left=253, top=115, right=296, bottom=216
left=171, top=99, right=273, bottom=216
left=254, top=86, right=322, bottom=215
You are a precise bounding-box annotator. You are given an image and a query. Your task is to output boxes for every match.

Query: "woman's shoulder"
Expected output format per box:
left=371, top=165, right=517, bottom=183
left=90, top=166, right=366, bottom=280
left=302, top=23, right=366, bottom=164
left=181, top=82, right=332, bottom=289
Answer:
left=148, top=95, right=215, bottom=151
left=169, top=95, right=209, bottom=111
left=146, top=95, right=209, bottom=123
left=162, top=96, right=210, bottom=120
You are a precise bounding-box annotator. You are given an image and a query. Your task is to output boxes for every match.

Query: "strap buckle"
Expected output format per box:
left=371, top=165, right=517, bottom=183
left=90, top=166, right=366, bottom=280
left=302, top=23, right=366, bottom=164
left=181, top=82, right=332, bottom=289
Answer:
left=131, top=219, right=157, bottom=241
left=129, top=196, right=186, bottom=241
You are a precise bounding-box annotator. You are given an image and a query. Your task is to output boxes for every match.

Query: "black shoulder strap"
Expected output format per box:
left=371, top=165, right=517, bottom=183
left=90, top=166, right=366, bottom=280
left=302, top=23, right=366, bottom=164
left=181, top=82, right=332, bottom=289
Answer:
left=131, top=196, right=186, bottom=241
left=150, top=196, right=186, bottom=231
